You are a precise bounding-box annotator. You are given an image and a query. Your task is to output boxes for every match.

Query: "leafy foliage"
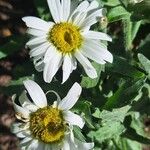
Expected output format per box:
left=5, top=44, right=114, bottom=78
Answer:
left=0, top=0, right=150, bottom=149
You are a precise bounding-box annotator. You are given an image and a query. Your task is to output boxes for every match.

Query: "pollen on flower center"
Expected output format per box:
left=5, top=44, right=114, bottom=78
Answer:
left=48, top=22, right=83, bottom=53
left=29, top=106, right=66, bottom=143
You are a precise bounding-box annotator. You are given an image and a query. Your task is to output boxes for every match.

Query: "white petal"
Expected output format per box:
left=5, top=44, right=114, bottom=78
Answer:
left=75, top=51, right=97, bottom=78
left=83, top=31, right=112, bottom=41
left=26, top=36, right=47, bottom=46
left=34, top=59, right=44, bottom=72
left=43, top=51, right=62, bottom=83
left=72, top=12, right=87, bottom=27
left=71, top=56, right=77, bottom=71
left=22, top=16, right=51, bottom=31
left=47, top=0, right=62, bottom=23
left=58, top=82, right=81, bottom=110
left=12, top=95, right=30, bottom=119
left=20, top=137, right=32, bottom=146
left=23, top=80, right=47, bottom=108
left=62, top=0, right=70, bottom=21
left=64, top=111, right=85, bottom=128
left=29, top=42, right=49, bottom=57
left=83, top=40, right=113, bottom=63
left=62, top=138, right=71, bottom=150
left=27, top=28, right=47, bottom=36
left=80, top=9, right=103, bottom=29
left=69, top=1, right=89, bottom=22
left=43, top=45, right=57, bottom=63
left=75, top=138, right=94, bottom=150
left=62, top=54, right=72, bottom=83
left=86, top=0, right=99, bottom=11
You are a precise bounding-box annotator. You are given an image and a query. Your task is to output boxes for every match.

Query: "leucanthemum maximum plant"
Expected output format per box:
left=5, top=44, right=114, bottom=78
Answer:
left=12, top=80, right=94, bottom=150
left=22, top=0, right=113, bottom=83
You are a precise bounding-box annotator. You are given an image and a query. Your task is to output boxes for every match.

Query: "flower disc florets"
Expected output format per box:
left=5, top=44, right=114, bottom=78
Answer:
left=30, top=106, right=66, bottom=143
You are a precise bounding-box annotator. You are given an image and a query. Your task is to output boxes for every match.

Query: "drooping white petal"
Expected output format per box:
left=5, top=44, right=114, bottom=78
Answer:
left=82, top=31, right=112, bottom=41
left=83, top=40, right=113, bottom=63
left=43, top=51, right=62, bottom=83
left=27, top=28, right=47, bottom=36
left=62, top=54, right=73, bottom=84
left=80, top=9, right=103, bottom=29
left=75, top=51, right=97, bottom=78
left=43, top=45, right=57, bottom=63
left=47, top=0, right=62, bottom=23
left=75, top=138, right=94, bottom=150
left=62, top=0, right=71, bottom=21
left=26, top=36, right=47, bottom=46
left=12, top=95, right=30, bottom=119
left=29, top=42, right=49, bottom=57
left=23, top=80, right=47, bottom=108
left=58, top=82, right=81, bottom=110
left=34, top=59, right=44, bottom=72
left=22, top=17, right=51, bottom=31
left=64, top=111, right=85, bottom=128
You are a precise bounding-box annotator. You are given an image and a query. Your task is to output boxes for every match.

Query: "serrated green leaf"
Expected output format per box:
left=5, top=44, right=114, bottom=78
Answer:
left=88, top=122, right=125, bottom=142
left=93, top=105, right=130, bottom=124
left=81, top=62, right=105, bottom=88
left=107, top=5, right=130, bottom=23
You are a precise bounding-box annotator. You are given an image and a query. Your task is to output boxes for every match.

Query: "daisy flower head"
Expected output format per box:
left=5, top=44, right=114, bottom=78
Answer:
left=12, top=80, right=94, bottom=150
left=23, top=0, right=113, bottom=83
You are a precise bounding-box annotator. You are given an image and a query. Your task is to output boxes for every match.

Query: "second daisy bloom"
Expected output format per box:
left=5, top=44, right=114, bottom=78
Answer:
left=23, top=0, right=113, bottom=83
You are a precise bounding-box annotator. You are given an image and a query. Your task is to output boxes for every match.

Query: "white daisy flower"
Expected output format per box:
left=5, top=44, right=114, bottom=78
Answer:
left=12, top=80, right=94, bottom=150
left=22, top=0, right=113, bottom=83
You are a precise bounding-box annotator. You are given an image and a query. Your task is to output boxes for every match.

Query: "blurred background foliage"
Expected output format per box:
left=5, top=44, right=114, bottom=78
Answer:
left=0, top=0, right=149, bottom=149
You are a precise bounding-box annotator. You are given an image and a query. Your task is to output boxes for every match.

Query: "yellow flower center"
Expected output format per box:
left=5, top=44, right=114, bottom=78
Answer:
left=48, top=22, right=83, bottom=53
left=29, top=106, right=66, bottom=143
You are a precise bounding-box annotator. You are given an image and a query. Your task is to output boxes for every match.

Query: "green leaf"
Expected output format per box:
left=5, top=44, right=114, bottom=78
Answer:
left=73, top=126, right=86, bottom=142
left=73, top=101, right=95, bottom=129
left=102, top=0, right=120, bottom=6
left=0, top=76, right=33, bottom=96
left=93, top=105, right=130, bottom=124
left=81, top=62, right=105, bottom=88
left=138, top=53, right=150, bottom=75
left=88, top=122, right=125, bottom=142
left=103, top=77, right=146, bottom=109
left=34, top=0, right=51, bottom=21
left=106, top=56, right=145, bottom=79
left=107, top=5, right=130, bottom=23
left=130, top=0, right=150, bottom=21
left=0, top=35, right=27, bottom=59
left=123, top=115, right=150, bottom=144
left=118, top=138, right=142, bottom=150
left=137, top=34, right=150, bottom=59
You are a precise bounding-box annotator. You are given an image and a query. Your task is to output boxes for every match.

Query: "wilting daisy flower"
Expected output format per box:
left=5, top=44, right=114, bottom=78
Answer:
left=12, top=80, right=94, bottom=150
left=23, top=0, right=113, bottom=83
